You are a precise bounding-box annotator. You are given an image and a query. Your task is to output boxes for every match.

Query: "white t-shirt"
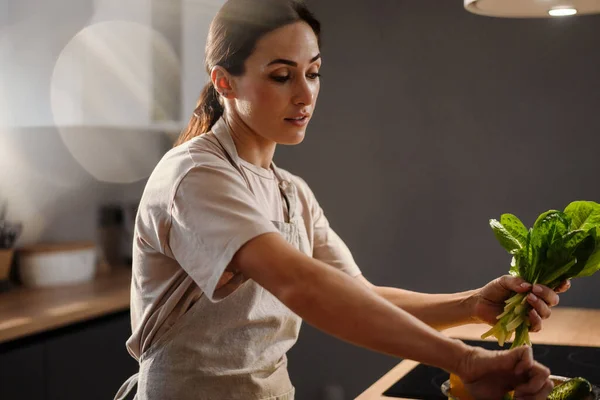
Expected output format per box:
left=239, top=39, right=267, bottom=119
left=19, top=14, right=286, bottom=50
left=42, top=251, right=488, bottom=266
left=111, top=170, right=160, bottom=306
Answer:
left=126, top=117, right=362, bottom=366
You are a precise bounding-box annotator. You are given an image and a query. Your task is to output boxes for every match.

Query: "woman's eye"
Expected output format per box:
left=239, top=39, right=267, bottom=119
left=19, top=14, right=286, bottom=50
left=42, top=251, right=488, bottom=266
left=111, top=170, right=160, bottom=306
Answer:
left=271, top=75, right=290, bottom=83
left=307, top=72, right=321, bottom=80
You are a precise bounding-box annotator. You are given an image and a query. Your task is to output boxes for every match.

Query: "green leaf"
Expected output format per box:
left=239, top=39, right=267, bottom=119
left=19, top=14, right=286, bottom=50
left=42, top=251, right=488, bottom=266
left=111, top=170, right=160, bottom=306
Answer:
left=532, top=211, right=569, bottom=240
left=570, top=230, right=597, bottom=275
left=490, top=219, right=524, bottom=254
left=564, top=201, right=600, bottom=232
left=577, top=247, right=600, bottom=278
left=550, top=213, right=570, bottom=244
left=533, top=210, right=561, bottom=229
left=541, top=258, right=576, bottom=287
left=563, top=230, right=589, bottom=254
left=513, top=254, right=528, bottom=279
left=500, top=214, right=528, bottom=248
left=529, top=212, right=569, bottom=282
left=547, top=229, right=585, bottom=264
left=543, top=232, right=596, bottom=285
left=521, top=230, right=535, bottom=282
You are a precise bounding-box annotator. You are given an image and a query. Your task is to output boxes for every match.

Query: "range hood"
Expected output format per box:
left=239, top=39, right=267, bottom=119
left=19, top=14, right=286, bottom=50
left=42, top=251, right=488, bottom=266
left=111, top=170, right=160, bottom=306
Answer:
left=464, top=0, right=600, bottom=18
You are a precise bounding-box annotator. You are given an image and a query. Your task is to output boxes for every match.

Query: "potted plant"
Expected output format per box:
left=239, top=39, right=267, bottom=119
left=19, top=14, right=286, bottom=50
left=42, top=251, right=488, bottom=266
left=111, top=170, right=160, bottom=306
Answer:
left=0, top=203, right=22, bottom=282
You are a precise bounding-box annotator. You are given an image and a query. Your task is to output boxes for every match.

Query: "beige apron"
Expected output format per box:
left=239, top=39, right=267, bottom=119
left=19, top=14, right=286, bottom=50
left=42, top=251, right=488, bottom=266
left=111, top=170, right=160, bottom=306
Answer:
left=115, top=125, right=310, bottom=400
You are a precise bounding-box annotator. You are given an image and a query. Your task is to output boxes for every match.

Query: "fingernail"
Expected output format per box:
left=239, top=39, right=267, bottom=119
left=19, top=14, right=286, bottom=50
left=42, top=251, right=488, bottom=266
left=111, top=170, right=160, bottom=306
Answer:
left=521, top=282, right=532, bottom=289
left=529, top=293, right=538, bottom=302
left=533, top=285, right=543, bottom=294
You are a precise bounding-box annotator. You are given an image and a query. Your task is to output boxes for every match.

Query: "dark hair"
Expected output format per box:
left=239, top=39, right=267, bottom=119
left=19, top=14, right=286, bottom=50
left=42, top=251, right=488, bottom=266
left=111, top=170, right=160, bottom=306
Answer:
left=173, top=0, right=321, bottom=147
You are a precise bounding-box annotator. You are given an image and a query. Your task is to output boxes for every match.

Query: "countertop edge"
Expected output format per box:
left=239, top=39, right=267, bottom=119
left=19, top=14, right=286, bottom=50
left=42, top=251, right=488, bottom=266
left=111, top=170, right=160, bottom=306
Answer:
left=0, top=267, right=132, bottom=344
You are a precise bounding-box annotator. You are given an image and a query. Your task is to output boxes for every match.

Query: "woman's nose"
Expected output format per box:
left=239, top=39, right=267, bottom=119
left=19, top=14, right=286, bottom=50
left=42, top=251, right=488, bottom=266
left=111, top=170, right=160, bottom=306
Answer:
left=293, top=78, right=314, bottom=106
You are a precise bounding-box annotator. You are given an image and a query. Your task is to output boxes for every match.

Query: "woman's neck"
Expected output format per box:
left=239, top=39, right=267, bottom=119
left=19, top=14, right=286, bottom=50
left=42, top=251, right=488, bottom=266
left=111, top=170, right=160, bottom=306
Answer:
left=224, top=113, right=276, bottom=170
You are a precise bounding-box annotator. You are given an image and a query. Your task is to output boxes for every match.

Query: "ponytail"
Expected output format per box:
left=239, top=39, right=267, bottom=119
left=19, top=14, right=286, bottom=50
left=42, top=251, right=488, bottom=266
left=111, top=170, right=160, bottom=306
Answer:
left=173, top=83, right=223, bottom=147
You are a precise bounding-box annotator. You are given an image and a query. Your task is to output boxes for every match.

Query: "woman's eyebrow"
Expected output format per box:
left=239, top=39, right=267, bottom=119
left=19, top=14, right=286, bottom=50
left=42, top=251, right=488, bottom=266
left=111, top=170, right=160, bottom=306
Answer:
left=267, top=53, right=321, bottom=67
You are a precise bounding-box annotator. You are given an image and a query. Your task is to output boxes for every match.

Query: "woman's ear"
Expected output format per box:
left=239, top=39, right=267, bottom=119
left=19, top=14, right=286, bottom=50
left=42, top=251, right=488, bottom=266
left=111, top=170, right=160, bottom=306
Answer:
left=210, top=66, right=235, bottom=99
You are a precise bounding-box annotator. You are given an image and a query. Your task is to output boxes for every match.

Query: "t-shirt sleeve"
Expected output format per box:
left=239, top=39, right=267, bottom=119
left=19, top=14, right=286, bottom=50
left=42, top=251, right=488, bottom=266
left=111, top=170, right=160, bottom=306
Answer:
left=167, top=160, right=279, bottom=302
left=295, top=177, right=362, bottom=277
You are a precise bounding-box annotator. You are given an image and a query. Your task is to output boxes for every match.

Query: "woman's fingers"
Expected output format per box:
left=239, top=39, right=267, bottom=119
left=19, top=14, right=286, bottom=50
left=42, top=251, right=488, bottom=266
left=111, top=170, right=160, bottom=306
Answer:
left=532, top=284, right=559, bottom=307
left=514, top=377, right=554, bottom=400
left=554, top=279, right=571, bottom=293
left=526, top=308, right=543, bottom=333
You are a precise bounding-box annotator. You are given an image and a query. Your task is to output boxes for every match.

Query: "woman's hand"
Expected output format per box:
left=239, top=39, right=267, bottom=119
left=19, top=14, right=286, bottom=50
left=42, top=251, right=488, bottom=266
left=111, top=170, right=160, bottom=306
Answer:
left=459, top=345, right=554, bottom=400
left=471, top=275, right=571, bottom=332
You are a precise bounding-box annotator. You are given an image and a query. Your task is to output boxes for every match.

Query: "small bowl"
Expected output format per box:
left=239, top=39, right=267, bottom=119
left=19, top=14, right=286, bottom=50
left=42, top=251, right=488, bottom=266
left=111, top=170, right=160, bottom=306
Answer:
left=18, top=242, right=97, bottom=287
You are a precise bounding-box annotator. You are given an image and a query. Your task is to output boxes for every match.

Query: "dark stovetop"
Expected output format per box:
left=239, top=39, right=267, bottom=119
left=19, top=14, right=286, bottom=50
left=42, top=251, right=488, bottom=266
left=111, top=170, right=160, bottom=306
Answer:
left=383, top=340, right=600, bottom=399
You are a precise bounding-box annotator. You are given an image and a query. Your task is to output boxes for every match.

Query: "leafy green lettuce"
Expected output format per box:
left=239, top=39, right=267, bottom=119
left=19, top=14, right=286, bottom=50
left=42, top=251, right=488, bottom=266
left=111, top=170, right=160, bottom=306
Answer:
left=482, top=201, right=600, bottom=348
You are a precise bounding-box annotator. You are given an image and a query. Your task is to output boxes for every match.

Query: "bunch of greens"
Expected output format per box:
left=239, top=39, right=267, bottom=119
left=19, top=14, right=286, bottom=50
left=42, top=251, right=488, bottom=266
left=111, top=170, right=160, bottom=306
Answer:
left=482, top=201, right=600, bottom=348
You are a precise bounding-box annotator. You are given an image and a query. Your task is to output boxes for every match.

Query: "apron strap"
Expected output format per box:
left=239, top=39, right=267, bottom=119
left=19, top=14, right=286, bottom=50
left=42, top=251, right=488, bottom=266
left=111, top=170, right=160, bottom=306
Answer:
left=114, top=372, right=139, bottom=400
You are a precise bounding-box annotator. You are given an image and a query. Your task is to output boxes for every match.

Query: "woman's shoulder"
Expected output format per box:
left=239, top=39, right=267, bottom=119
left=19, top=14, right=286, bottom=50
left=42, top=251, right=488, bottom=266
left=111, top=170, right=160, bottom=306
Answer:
left=151, top=133, right=235, bottom=179
left=140, top=133, right=238, bottom=205
left=166, top=132, right=232, bottom=166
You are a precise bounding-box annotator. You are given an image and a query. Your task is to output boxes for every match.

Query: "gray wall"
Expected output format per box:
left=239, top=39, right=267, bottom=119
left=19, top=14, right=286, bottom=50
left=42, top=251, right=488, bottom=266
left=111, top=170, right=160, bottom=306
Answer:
left=275, top=1, right=600, bottom=398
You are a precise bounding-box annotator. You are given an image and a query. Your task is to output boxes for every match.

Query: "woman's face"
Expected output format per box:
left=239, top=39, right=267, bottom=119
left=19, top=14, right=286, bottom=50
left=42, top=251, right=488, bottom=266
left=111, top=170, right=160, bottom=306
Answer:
left=227, top=21, right=321, bottom=145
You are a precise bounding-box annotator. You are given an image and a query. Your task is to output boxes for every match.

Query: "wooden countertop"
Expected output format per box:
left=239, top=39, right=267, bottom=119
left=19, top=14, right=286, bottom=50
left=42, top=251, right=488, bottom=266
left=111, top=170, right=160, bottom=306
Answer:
left=356, top=307, right=600, bottom=400
left=0, top=267, right=131, bottom=344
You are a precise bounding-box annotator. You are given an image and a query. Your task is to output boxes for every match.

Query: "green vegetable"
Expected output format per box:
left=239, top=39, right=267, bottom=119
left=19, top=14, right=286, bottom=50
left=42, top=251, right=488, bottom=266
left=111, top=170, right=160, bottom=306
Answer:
left=548, top=377, right=593, bottom=400
left=482, top=201, right=600, bottom=348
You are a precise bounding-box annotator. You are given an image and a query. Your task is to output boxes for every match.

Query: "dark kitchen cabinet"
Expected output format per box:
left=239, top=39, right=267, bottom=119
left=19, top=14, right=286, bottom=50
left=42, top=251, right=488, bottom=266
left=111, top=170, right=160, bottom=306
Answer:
left=0, top=311, right=137, bottom=400
left=45, top=312, right=137, bottom=400
left=0, top=340, right=45, bottom=400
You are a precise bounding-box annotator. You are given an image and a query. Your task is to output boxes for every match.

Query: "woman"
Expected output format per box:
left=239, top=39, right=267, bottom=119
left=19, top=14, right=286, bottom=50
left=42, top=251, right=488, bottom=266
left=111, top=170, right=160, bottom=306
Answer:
left=116, top=1, right=570, bottom=399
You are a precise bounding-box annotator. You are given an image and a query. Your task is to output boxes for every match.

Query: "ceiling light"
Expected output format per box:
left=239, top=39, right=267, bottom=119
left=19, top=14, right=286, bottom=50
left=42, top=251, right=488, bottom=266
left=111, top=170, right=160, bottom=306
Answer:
left=464, top=0, right=599, bottom=18
left=548, top=7, right=578, bottom=16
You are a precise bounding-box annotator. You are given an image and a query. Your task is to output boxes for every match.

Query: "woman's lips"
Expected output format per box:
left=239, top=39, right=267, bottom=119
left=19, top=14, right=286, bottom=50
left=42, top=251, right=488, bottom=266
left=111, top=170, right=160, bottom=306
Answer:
left=284, top=116, right=309, bottom=127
